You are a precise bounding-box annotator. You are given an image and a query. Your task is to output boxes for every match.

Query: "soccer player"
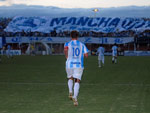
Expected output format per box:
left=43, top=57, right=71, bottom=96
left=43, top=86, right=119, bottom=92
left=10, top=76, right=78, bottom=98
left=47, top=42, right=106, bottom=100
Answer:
left=64, top=30, right=88, bottom=106
left=112, top=43, right=118, bottom=64
left=97, top=44, right=105, bottom=67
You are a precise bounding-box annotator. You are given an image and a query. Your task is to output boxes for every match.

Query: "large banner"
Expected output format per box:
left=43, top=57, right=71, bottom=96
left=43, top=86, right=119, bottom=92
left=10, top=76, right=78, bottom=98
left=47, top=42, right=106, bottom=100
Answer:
left=5, top=17, right=150, bottom=33
left=5, top=37, right=134, bottom=44
left=0, top=50, right=21, bottom=55
left=124, top=51, right=150, bottom=56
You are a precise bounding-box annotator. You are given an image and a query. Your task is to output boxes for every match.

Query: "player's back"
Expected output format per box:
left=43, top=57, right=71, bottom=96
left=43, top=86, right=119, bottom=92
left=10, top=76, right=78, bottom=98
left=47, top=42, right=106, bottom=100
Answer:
left=65, top=40, right=88, bottom=69
left=98, top=47, right=104, bottom=56
left=112, top=46, right=117, bottom=52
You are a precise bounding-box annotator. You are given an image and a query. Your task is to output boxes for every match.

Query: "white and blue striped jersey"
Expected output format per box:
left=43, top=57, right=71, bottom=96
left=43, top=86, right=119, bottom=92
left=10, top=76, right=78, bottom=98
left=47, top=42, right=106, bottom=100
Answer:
left=64, top=40, right=88, bottom=69
left=97, top=47, right=105, bottom=56
left=112, top=45, right=118, bottom=56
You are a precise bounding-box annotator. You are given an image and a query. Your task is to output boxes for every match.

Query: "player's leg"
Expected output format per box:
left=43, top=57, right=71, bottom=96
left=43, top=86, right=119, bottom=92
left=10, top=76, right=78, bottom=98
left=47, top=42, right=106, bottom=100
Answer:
left=115, top=55, right=117, bottom=64
left=68, top=77, right=73, bottom=99
left=98, top=56, right=101, bottom=67
left=112, top=52, right=114, bottom=63
left=102, top=55, right=104, bottom=66
left=98, top=60, right=101, bottom=67
left=66, top=68, right=73, bottom=99
left=73, top=79, right=80, bottom=106
left=73, top=78, right=81, bottom=99
left=98, top=56, right=100, bottom=67
left=112, top=56, right=114, bottom=63
left=73, top=68, right=83, bottom=106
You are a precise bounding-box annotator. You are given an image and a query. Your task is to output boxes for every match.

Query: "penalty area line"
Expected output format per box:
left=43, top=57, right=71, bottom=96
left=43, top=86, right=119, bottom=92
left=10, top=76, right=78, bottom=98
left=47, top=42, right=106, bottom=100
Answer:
left=0, top=82, right=150, bottom=86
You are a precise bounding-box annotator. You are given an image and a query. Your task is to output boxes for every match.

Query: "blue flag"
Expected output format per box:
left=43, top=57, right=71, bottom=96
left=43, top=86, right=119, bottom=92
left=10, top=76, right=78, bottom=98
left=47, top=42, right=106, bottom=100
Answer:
left=0, top=37, right=2, bottom=48
left=2, top=36, right=6, bottom=46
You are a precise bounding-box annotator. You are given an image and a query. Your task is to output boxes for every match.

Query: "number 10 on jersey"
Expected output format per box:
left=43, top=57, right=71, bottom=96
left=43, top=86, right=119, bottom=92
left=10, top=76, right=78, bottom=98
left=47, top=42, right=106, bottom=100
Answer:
left=72, top=47, right=80, bottom=57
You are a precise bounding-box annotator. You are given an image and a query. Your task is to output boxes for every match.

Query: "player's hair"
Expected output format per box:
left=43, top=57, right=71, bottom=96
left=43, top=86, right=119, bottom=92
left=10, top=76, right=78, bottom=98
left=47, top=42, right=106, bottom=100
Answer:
left=70, top=30, right=79, bottom=39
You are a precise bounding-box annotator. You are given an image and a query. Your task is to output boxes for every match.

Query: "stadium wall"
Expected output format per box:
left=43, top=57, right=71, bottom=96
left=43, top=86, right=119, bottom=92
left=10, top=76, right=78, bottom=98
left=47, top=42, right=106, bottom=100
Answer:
left=124, top=51, right=150, bottom=56
left=4, top=37, right=134, bottom=44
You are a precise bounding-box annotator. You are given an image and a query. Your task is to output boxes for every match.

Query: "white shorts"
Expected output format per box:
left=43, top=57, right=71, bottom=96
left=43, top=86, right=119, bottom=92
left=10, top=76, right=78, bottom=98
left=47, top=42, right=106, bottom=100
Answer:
left=66, top=68, right=84, bottom=80
left=98, top=55, right=104, bottom=61
left=112, top=52, right=117, bottom=57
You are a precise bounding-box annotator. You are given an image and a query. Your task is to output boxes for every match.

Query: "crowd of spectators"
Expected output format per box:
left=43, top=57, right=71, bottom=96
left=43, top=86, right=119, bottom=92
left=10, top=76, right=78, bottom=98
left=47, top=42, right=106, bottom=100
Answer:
left=1, top=29, right=150, bottom=38
left=0, top=18, right=12, bottom=34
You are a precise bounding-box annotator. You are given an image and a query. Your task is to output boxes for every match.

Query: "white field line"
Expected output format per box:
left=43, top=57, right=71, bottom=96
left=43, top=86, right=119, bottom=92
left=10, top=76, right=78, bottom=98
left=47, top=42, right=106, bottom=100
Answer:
left=0, top=82, right=150, bottom=86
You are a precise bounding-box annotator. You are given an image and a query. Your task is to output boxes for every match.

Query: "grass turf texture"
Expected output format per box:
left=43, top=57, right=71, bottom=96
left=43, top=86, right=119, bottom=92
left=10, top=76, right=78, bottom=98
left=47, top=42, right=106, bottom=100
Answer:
left=0, top=55, right=150, bottom=113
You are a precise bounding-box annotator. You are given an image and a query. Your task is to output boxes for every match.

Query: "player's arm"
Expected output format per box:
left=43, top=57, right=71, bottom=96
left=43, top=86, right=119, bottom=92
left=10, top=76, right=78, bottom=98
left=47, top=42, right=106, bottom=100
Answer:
left=64, top=46, right=68, bottom=59
left=96, top=48, right=99, bottom=55
left=83, top=44, right=89, bottom=58
left=84, top=53, right=88, bottom=58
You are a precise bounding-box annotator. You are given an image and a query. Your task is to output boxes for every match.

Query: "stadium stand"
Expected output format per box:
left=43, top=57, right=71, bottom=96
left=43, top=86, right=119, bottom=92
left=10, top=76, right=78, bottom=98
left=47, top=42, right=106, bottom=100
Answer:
left=0, top=17, right=150, bottom=54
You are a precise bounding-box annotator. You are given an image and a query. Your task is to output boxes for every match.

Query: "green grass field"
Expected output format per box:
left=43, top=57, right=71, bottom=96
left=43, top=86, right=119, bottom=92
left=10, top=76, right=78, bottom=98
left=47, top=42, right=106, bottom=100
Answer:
left=0, top=55, right=150, bottom=113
